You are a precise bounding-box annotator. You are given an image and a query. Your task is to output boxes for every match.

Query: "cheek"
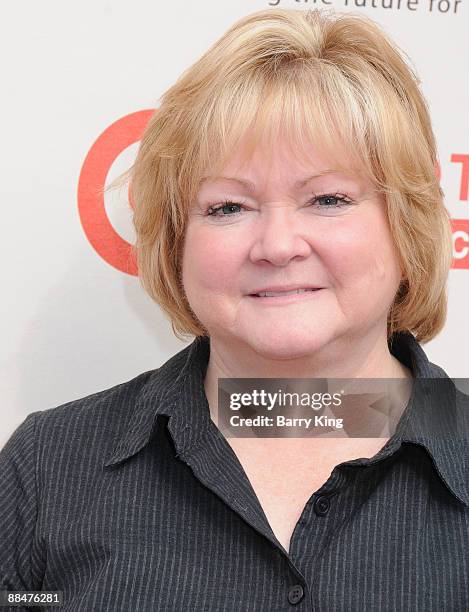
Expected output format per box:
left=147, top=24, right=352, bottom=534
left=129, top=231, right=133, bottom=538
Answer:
left=323, top=219, right=398, bottom=287
left=182, top=226, right=243, bottom=294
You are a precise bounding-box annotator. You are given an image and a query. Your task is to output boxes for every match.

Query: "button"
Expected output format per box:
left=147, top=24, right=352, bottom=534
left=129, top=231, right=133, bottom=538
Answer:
left=288, top=584, right=304, bottom=605
left=313, top=495, right=330, bottom=516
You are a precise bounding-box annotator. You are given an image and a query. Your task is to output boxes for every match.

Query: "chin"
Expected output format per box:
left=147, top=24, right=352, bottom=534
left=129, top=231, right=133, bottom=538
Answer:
left=241, top=326, right=329, bottom=361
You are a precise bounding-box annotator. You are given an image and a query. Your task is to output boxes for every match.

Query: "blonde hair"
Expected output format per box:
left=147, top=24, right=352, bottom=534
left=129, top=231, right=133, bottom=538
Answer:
left=119, top=8, right=453, bottom=343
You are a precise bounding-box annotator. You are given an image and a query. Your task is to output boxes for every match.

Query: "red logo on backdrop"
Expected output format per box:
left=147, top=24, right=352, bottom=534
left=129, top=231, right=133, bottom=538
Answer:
left=449, top=153, right=469, bottom=269
left=451, top=154, right=469, bottom=201
left=77, top=110, right=154, bottom=275
left=452, top=219, right=469, bottom=269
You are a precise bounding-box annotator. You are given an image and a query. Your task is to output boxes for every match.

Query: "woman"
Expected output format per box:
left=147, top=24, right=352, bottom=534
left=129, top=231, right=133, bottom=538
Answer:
left=1, top=8, right=467, bottom=611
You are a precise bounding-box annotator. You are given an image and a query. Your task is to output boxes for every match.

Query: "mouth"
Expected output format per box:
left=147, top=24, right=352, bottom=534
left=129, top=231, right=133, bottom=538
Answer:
left=248, top=288, right=323, bottom=302
left=250, top=288, right=320, bottom=297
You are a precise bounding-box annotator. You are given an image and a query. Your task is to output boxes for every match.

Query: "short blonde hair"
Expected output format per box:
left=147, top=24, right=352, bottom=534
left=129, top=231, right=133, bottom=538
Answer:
left=124, top=8, right=453, bottom=343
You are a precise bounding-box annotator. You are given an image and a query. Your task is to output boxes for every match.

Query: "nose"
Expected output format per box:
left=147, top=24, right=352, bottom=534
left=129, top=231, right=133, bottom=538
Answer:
left=249, top=205, right=312, bottom=266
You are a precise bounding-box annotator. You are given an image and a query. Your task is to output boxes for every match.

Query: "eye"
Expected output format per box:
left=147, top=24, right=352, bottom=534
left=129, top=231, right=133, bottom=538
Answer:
left=308, top=193, right=354, bottom=209
left=206, top=200, right=246, bottom=217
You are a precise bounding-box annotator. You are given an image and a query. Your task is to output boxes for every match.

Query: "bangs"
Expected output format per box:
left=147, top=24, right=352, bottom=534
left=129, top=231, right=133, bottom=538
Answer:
left=179, top=61, right=381, bottom=210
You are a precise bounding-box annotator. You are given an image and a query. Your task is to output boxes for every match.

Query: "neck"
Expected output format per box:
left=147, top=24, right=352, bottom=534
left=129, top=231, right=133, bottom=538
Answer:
left=203, top=330, right=413, bottom=422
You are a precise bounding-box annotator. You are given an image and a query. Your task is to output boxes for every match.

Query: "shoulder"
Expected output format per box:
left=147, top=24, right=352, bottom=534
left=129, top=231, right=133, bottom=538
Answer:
left=34, top=369, right=158, bottom=439
left=2, top=340, right=195, bottom=467
left=1, top=369, right=160, bottom=476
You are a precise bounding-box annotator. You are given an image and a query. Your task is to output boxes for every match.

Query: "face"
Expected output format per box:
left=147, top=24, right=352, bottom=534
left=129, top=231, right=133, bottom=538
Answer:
left=182, top=135, right=403, bottom=360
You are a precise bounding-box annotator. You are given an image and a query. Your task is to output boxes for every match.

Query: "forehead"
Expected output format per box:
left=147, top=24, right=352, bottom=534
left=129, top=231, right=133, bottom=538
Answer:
left=199, top=133, right=367, bottom=191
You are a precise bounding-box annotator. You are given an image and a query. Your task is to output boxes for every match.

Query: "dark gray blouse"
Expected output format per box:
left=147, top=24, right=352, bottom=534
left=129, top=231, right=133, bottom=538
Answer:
left=1, top=331, right=468, bottom=611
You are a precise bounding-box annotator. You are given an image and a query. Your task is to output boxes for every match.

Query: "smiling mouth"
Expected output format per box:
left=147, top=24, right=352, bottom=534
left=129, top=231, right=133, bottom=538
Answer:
left=250, top=288, right=322, bottom=298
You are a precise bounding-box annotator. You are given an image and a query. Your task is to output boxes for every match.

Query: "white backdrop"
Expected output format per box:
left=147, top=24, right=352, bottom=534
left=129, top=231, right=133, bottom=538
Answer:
left=2, top=0, right=468, bottom=449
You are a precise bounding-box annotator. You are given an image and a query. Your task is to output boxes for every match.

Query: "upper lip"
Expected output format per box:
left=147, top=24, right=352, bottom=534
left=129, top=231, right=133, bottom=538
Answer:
left=249, top=284, right=323, bottom=294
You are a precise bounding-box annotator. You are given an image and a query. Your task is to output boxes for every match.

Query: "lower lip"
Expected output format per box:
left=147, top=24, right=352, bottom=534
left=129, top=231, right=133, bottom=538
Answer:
left=247, top=289, right=324, bottom=304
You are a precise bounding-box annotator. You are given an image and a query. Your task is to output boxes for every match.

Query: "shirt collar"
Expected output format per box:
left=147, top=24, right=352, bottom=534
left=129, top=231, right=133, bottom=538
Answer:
left=103, top=332, right=469, bottom=507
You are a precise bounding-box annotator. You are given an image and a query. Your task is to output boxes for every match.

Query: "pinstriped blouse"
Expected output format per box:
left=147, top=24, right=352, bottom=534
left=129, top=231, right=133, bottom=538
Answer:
left=1, top=331, right=469, bottom=611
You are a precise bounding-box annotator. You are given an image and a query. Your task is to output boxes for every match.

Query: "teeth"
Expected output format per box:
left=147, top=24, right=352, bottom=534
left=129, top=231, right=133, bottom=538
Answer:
left=257, top=288, right=315, bottom=297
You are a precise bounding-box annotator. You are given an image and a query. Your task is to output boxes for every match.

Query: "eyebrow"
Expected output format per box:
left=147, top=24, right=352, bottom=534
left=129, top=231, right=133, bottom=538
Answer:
left=199, top=170, right=350, bottom=191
